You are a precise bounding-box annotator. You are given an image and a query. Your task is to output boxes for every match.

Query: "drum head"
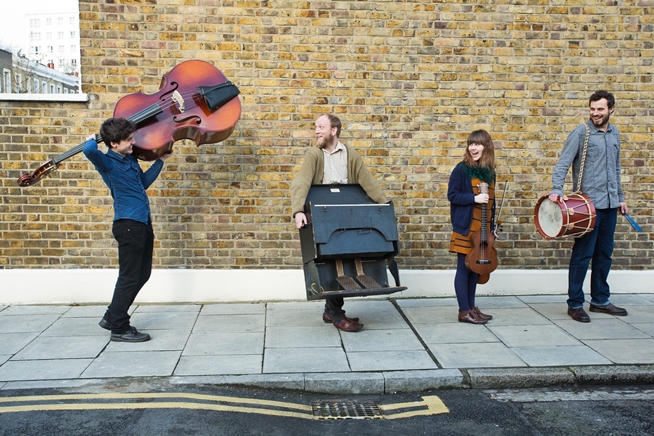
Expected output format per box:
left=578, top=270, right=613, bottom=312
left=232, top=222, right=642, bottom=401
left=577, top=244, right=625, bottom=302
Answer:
left=537, top=198, right=563, bottom=238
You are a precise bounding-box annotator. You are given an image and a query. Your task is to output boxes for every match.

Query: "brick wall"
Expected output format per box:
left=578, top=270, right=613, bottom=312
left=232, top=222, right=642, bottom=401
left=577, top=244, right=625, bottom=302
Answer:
left=1, top=0, right=652, bottom=270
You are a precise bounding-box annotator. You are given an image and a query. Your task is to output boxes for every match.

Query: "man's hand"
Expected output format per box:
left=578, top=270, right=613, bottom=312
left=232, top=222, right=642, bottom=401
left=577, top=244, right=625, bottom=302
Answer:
left=295, top=212, right=308, bottom=229
left=159, top=151, right=173, bottom=161
left=548, top=193, right=568, bottom=202
left=620, top=202, right=628, bottom=215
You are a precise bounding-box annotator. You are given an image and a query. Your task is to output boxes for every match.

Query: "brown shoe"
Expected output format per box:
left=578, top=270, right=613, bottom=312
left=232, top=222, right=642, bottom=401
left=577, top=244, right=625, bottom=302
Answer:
left=323, top=313, right=359, bottom=323
left=472, top=306, right=493, bottom=321
left=458, top=310, right=487, bottom=325
left=567, top=307, right=591, bottom=323
left=589, top=303, right=628, bottom=316
left=333, top=318, right=364, bottom=332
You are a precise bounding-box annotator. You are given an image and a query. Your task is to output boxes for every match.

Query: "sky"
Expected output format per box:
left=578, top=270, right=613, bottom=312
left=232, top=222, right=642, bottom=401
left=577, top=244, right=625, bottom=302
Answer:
left=0, top=0, right=78, bottom=53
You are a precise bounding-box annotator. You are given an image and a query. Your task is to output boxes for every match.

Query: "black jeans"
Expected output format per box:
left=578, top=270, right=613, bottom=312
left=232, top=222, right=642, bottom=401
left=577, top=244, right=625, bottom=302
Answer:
left=105, top=219, right=154, bottom=333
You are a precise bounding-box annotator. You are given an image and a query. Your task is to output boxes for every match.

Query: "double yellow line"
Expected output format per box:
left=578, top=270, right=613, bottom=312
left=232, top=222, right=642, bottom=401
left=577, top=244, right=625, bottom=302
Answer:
left=0, top=392, right=449, bottom=420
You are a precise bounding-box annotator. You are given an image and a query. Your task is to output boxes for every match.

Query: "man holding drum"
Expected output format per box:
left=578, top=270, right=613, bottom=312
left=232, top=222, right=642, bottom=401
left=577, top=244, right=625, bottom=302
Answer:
left=549, top=90, right=628, bottom=323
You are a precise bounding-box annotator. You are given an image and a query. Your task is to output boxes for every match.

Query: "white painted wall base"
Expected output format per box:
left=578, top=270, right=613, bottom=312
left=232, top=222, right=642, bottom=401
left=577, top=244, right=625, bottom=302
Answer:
left=1, top=269, right=652, bottom=305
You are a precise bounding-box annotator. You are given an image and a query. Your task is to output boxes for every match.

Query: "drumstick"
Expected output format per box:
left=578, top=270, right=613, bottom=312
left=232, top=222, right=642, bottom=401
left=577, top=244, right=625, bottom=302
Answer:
left=620, top=211, right=642, bottom=232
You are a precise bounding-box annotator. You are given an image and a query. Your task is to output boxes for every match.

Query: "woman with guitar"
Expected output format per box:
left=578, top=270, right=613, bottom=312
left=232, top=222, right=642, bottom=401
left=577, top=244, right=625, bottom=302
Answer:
left=447, top=130, right=498, bottom=325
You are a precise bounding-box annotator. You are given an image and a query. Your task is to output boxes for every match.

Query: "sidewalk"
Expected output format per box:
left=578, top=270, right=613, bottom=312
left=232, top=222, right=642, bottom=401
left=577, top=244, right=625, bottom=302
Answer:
left=1, top=294, right=654, bottom=394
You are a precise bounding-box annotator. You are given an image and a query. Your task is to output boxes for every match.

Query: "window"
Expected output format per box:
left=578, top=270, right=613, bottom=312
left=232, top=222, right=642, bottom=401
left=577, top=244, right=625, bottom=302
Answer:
left=49, top=84, right=54, bottom=93
left=58, top=32, right=64, bottom=39
left=46, top=18, right=52, bottom=26
left=70, top=45, right=76, bottom=53
left=57, top=85, right=62, bottom=94
left=69, top=17, right=75, bottom=25
left=42, top=81, right=47, bottom=93
left=31, top=46, right=40, bottom=55
left=31, top=32, right=41, bottom=41
left=59, top=45, right=64, bottom=53
left=47, top=46, right=53, bottom=54
left=30, top=19, right=40, bottom=27
left=47, top=32, right=52, bottom=39
left=34, top=79, right=39, bottom=93
left=70, top=31, right=76, bottom=38
left=14, top=73, right=22, bottom=92
left=58, top=17, right=64, bottom=26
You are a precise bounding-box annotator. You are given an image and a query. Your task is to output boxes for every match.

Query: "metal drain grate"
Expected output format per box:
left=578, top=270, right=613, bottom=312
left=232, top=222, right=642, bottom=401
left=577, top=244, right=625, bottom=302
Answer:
left=311, top=400, right=382, bottom=419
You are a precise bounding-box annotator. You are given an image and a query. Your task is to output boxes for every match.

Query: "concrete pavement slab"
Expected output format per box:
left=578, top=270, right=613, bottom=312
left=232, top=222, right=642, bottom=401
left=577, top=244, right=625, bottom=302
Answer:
left=428, top=343, right=527, bottom=368
left=81, top=351, right=181, bottom=378
left=347, top=350, right=438, bottom=372
left=609, top=294, right=654, bottom=305
left=200, top=303, right=265, bottom=315
left=106, top=329, right=191, bottom=352
left=340, top=328, right=424, bottom=352
left=134, top=304, right=202, bottom=313
left=400, top=306, right=457, bottom=325
left=584, top=338, right=654, bottom=364
left=525, top=303, right=571, bottom=320
left=60, top=305, right=107, bottom=318
left=266, top=308, right=326, bottom=328
left=182, top=332, right=264, bottom=356
left=175, top=355, right=262, bottom=376
left=0, top=355, right=10, bottom=366
left=615, top=305, right=654, bottom=324
left=0, top=306, right=70, bottom=316
left=488, top=325, right=581, bottom=347
left=192, top=314, right=265, bottom=333
left=518, top=295, right=566, bottom=304
left=263, top=347, right=349, bottom=373
left=129, top=311, right=199, bottom=330
left=412, top=323, right=500, bottom=344
left=265, top=326, right=341, bottom=348
left=40, top=317, right=109, bottom=336
left=0, top=358, right=93, bottom=382
left=481, top=308, right=551, bottom=326
left=632, top=323, right=654, bottom=336
left=553, top=318, right=652, bottom=340
left=474, top=296, right=529, bottom=309
left=0, top=332, right=39, bottom=354
left=511, top=345, right=612, bottom=366
left=0, top=314, right=61, bottom=333
left=12, top=335, right=108, bottom=360
left=396, top=297, right=458, bottom=308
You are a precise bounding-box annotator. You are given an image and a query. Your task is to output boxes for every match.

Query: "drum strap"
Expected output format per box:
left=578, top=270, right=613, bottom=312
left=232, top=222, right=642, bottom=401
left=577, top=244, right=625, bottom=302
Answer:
left=575, top=123, right=590, bottom=194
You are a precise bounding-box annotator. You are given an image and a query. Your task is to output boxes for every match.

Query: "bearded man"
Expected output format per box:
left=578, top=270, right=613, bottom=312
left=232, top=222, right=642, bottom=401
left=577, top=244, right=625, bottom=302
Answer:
left=549, top=91, right=629, bottom=323
left=290, top=113, right=387, bottom=332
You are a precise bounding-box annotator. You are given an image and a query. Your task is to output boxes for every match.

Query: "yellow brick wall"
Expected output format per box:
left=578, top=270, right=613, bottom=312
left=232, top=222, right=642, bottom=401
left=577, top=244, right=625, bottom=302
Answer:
left=1, top=0, right=652, bottom=270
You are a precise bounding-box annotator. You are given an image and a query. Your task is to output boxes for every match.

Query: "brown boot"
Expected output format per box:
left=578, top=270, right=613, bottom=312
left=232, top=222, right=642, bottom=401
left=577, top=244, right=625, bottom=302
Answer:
left=472, top=306, right=493, bottom=321
left=458, top=310, right=487, bottom=325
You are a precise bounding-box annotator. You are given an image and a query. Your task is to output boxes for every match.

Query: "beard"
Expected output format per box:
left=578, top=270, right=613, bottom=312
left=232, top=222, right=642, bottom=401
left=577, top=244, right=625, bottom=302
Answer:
left=316, top=132, right=336, bottom=149
left=591, top=112, right=611, bottom=129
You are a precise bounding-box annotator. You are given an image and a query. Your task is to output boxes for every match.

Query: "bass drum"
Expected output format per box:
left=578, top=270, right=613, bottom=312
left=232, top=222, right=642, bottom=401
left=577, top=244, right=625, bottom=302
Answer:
left=534, top=193, right=596, bottom=240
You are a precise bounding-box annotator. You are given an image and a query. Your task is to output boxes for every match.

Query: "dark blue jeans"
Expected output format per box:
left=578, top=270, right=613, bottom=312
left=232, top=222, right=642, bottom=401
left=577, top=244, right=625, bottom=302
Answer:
left=567, top=208, right=617, bottom=309
left=105, top=219, right=154, bottom=333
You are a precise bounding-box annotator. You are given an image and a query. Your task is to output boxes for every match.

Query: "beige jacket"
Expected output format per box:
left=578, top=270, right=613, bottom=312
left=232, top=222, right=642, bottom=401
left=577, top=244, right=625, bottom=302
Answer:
left=290, top=144, right=387, bottom=216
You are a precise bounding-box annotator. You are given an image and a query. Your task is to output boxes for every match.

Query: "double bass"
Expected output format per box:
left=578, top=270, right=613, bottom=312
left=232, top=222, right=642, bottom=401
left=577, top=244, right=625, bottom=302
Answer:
left=18, top=60, right=241, bottom=187
left=465, top=182, right=498, bottom=284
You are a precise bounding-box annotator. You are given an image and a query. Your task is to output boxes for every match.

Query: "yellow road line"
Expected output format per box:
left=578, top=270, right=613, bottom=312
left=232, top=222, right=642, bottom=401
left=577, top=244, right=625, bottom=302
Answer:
left=0, top=393, right=450, bottom=420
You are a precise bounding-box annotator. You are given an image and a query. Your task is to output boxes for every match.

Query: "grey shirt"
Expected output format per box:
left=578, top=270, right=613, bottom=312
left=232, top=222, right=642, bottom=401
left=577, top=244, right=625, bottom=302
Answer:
left=550, top=120, right=624, bottom=209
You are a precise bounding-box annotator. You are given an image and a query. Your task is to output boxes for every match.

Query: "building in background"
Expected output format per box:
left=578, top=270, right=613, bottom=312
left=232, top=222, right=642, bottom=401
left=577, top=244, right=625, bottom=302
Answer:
left=0, top=48, right=78, bottom=94
left=27, top=10, right=80, bottom=77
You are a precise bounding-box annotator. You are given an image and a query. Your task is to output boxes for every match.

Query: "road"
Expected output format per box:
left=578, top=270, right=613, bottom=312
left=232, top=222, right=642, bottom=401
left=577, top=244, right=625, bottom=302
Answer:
left=1, top=384, right=653, bottom=435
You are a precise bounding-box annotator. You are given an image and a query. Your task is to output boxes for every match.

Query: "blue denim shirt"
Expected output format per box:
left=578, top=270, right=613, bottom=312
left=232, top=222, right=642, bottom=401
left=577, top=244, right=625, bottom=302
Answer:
left=550, top=120, right=624, bottom=209
left=83, top=139, right=164, bottom=223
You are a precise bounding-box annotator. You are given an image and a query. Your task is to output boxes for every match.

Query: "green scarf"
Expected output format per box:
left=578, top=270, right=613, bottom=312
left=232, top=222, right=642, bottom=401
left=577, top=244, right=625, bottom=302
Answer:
left=465, top=163, right=495, bottom=184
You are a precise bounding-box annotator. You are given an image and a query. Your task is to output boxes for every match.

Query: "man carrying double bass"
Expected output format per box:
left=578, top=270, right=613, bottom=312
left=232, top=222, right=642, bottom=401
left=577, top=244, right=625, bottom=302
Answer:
left=549, top=91, right=628, bottom=323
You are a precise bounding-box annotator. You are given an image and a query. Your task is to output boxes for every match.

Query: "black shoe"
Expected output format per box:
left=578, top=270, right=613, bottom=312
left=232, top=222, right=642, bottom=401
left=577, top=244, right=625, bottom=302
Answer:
left=568, top=307, right=590, bottom=323
left=110, top=328, right=150, bottom=342
left=589, top=303, right=628, bottom=316
left=99, top=318, right=111, bottom=330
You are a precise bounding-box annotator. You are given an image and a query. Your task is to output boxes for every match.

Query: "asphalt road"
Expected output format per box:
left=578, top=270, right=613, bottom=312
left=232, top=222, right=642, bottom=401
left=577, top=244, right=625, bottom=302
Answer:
left=1, top=384, right=653, bottom=435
